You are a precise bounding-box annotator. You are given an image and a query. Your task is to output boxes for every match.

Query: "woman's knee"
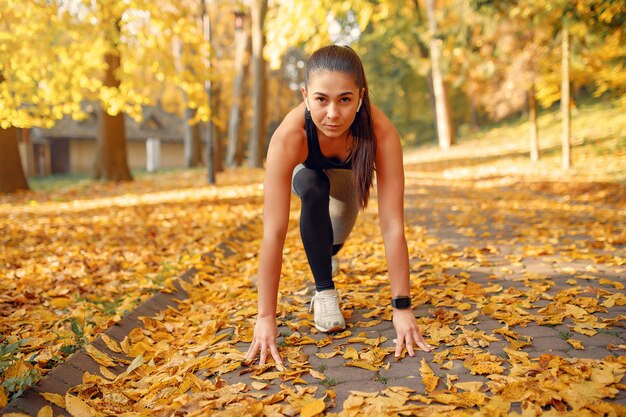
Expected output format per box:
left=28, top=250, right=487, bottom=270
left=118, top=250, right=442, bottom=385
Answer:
left=293, top=169, right=330, bottom=202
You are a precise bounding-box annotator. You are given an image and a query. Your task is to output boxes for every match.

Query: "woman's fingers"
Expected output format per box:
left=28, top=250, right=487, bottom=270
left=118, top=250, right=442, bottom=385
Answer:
left=259, top=347, right=268, bottom=365
left=244, top=340, right=258, bottom=363
left=394, top=338, right=403, bottom=357
left=269, top=343, right=284, bottom=369
left=405, top=335, right=416, bottom=357
left=413, top=330, right=432, bottom=352
left=394, top=331, right=432, bottom=358
left=246, top=339, right=284, bottom=368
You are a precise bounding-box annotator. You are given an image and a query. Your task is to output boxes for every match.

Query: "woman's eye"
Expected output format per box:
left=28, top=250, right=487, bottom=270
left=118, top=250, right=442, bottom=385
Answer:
left=341, top=97, right=351, bottom=103
left=315, top=97, right=325, bottom=103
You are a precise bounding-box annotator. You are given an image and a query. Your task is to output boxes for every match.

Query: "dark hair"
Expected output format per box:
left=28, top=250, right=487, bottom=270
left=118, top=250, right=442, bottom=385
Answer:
left=304, top=45, right=376, bottom=210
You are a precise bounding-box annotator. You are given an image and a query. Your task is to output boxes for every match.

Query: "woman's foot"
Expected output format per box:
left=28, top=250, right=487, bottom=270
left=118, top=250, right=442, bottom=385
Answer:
left=309, top=289, right=346, bottom=332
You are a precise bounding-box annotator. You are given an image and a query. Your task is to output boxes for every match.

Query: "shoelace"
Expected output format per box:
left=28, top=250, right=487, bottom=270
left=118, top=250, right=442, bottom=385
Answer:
left=310, top=293, right=341, bottom=313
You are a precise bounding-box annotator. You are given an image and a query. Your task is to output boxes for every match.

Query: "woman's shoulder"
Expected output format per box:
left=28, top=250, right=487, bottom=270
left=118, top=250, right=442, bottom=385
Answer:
left=267, top=103, right=308, bottom=162
left=370, top=104, right=398, bottom=141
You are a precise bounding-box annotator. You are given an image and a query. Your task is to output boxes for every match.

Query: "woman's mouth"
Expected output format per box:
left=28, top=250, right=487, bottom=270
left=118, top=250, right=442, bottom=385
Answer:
left=325, top=124, right=342, bottom=131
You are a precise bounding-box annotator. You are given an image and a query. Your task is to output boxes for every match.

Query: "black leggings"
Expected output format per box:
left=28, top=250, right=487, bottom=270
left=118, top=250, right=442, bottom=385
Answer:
left=292, top=167, right=351, bottom=291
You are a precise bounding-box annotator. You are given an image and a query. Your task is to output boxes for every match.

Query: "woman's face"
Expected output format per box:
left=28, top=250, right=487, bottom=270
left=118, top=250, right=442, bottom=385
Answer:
left=302, top=70, right=363, bottom=140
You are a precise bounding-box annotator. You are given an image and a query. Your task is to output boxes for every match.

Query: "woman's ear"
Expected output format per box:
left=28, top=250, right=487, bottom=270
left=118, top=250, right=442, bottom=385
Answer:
left=357, top=88, right=365, bottom=112
left=301, top=87, right=309, bottom=111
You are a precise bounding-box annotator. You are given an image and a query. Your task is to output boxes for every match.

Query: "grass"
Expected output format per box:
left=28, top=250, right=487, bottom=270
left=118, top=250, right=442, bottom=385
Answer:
left=404, top=98, right=626, bottom=183
left=375, top=375, right=390, bottom=384
left=320, top=378, right=337, bottom=388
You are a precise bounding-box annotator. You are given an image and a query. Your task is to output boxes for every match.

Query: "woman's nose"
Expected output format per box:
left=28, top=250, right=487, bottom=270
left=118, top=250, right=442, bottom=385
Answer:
left=326, top=103, right=339, bottom=118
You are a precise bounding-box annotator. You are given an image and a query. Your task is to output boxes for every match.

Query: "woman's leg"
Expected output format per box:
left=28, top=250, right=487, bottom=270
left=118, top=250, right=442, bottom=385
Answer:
left=292, top=166, right=334, bottom=291
left=327, top=169, right=359, bottom=255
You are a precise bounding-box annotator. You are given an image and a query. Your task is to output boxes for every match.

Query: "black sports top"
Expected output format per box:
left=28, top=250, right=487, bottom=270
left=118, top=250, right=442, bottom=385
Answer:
left=303, top=111, right=352, bottom=170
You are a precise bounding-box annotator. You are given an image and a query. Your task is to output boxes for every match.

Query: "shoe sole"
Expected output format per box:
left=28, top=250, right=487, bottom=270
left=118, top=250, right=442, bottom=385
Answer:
left=314, top=324, right=346, bottom=333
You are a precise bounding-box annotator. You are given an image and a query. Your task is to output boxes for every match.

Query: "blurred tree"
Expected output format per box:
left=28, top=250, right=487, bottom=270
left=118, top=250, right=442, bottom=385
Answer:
left=0, top=0, right=99, bottom=191
left=173, top=36, right=203, bottom=169
left=93, top=2, right=132, bottom=181
left=201, top=0, right=216, bottom=183
left=248, top=0, right=268, bottom=168
left=0, top=126, right=29, bottom=193
left=424, top=0, right=454, bottom=150
left=226, top=10, right=251, bottom=167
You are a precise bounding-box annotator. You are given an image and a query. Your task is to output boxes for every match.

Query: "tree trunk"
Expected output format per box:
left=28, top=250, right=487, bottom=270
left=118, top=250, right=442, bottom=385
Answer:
left=226, top=21, right=250, bottom=167
left=424, top=0, right=454, bottom=150
left=561, top=26, right=571, bottom=170
left=94, top=51, right=132, bottom=181
left=528, top=86, right=539, bottom=162
left=211, top=82, right=223, bottom=172
left=172, top=35, right=203, bottom=169
left=201, top=0, right=215, bottom=184
left=247, top=0, right=268, bottom=168
left=183, top=107, right=203, bottom=168
left=0, top=126, right=29, bottom=193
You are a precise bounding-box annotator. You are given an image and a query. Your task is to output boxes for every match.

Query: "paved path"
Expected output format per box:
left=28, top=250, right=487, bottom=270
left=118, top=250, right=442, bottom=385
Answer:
left=3, top=172, right=625, bottom=416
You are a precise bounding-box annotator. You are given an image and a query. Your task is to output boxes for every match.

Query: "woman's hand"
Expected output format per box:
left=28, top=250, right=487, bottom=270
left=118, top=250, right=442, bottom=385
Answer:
left=392, top=309, right=431, bottom=357
left=244, top=316, right=283, bottom=367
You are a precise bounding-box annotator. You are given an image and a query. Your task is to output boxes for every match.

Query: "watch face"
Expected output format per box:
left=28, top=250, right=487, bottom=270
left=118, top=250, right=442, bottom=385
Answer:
left=393, top=297, right=411, bottom=309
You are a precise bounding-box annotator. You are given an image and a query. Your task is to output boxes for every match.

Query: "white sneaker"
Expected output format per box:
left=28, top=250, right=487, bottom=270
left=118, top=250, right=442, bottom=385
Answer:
left=309, top=289, right=346, bottom=333
left=331, top=255, right=340, bottom=277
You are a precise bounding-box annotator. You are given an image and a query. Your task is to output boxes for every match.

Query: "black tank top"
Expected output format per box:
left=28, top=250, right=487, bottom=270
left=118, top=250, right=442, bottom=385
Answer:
left=303, top=111, right=352, bottom=170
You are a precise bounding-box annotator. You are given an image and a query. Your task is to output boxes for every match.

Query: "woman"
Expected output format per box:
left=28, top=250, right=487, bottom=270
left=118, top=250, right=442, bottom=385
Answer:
left=245, top=45, right=431, bottom=368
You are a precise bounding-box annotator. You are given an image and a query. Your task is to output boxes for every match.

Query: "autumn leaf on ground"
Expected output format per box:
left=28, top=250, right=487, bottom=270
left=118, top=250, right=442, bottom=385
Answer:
left=420, top=358, right=440, bottom=393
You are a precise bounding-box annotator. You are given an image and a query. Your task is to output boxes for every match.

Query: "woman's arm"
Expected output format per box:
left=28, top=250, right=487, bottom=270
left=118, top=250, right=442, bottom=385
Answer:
left=372, top=106, right=431, bottom=356
left=245, top=104, right=307, bottom=366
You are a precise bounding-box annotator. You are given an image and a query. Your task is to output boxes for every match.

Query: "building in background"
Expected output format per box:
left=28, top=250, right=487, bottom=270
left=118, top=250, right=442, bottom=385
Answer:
left=20, top=105, right=186, bottom=177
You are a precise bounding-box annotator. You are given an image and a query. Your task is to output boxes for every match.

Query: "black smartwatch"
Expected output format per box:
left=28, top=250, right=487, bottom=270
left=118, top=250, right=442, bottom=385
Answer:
left=391, top=296, right=411, bottom=310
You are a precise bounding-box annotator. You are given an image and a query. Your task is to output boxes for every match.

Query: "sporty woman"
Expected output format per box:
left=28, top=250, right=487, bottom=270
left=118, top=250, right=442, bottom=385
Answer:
left=244, top=45, right=431, bottom=368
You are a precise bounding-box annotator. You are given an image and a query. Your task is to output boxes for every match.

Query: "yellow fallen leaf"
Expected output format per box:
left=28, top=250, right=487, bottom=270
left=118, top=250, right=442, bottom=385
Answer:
left=85, top=344, right=116, bottom=368
left=2, top=413, right=32, bottom=417
left=125, top=354, right=144, bottom=374
left=343, top=395, right=365, bottom=409
left=251, top=382, right=268, bottom=390
left=456, top=381, right=483, bottom=392
left=99, top=365, right=117, bottom=380
left=4, top=359, right=30, bottom=379
left=467, top=361, right=503, bottom=375
left=353, top=320, right=382, bottom=327
left=332, top=330, right=352, bottom=339
left=456, top=302, right=471, bottom=311
left=345, top=360, right=379, bottom=371
left=0, top=387, right=7, bottom=408
left=40, top=392, right=65, bottom=408
left=607, top=344, right=626, bottom=351
left=65, top=393, right=96, bottom=417
left=570, top=323, right=598, bottom=336
left=300, top=398, right=326, bottom=417
left=37, top=405, right=53, bottom=417
left=343, top=347, right=359, bottom=361
left=251, top=371, right=282, bottom=380
left=567, top=339, right=585, bottom=350
left=315, top=349, right=343, bottom=359
left=509, top=340, right=533, bottom=350
left=100, top=334, right=122, bottom=353
left=599, top=278, right=625, bottom=290
left=50, top=297, right=73, bottom=309
left=440, top=361, right=454, bottom=370
left=309, top=369, right=326, bottom=380
left=420, top=358, right=439, bottom=393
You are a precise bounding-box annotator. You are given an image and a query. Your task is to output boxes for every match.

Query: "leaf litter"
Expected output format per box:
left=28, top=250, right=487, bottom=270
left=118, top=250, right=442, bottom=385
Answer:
left=1, top=167, right=625, bottom=416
